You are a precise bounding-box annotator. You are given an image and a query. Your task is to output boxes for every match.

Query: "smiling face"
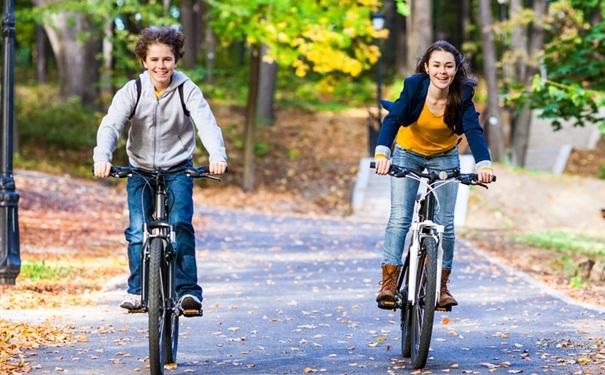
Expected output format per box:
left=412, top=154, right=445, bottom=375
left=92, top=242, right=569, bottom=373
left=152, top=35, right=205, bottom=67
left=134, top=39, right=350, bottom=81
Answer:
left=142, top=43, right=176, bottom=92
left=424, top=50, right=457, bottom=92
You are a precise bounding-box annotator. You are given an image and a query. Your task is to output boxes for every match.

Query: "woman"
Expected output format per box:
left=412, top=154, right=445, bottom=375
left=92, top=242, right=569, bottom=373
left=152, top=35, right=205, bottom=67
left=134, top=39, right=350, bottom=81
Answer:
left=93, top=27, right=228, bottom=312
left=374, top=40, right=493, bottom=308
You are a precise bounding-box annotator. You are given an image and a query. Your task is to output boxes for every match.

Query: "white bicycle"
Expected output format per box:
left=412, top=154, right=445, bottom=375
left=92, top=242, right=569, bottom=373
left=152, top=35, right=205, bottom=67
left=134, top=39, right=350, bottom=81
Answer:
left=372, top=161, right=495, bottom=369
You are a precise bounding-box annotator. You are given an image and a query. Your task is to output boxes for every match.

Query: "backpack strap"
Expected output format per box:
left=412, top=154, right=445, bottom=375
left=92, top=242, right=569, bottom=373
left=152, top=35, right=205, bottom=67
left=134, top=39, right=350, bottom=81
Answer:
left=129, top=77, right=190, bottom=120
left=178, top=83, right=190, bottom=117
left=129, top=77, right=142, bottom=120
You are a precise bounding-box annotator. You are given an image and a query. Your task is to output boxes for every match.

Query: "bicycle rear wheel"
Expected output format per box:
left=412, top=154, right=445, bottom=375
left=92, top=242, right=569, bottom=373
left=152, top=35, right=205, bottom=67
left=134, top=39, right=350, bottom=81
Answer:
left=409, top=236, right=438, bottom=369
left=148, top=238, right=170, bottom=375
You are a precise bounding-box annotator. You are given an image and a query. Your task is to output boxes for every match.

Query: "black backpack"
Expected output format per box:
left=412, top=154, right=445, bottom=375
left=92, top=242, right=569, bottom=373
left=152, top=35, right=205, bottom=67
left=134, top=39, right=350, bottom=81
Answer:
left=129, top=77, right=190, bottom=120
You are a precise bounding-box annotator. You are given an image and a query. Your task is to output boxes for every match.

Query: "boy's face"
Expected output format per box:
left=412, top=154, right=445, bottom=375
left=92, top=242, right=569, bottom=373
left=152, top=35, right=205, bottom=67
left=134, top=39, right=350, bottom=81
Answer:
left=143, top=43, right=176, bottom=91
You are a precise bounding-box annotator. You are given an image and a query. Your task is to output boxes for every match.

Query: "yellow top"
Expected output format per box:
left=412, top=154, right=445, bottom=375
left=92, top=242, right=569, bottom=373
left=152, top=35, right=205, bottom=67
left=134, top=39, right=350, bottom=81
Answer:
left=393, top=103, right=459, bottom=157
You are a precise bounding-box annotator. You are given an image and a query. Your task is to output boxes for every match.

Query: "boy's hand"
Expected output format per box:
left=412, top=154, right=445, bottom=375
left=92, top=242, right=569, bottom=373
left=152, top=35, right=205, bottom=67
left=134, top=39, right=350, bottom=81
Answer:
left=210, top=161, right=227, bottom=175
left=93, top=162, right=112, bottom=178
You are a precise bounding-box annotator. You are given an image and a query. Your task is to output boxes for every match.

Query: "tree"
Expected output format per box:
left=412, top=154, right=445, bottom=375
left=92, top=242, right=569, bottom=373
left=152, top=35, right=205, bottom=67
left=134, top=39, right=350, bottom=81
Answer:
left=29, top=0, right=183, bottom=108
left=31, top=0, right=103, bottom=107
left=481, top=0, right=548, bottom=166
left=517, top=0, right=605, bottom=136
left=406, top=0, right=432, bottom=72
left=209, top=0, right=388, bottom=192
left=180, top=0, right=203, bottom=70
left=478, top=0, right=505, bottom=162
left=257, top=44, right=278, bottom=124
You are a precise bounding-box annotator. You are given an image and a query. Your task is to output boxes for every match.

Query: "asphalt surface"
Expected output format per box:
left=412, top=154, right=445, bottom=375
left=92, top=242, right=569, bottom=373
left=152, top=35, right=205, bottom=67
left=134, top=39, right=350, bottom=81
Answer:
left=21, top=207, right=605, bottom=375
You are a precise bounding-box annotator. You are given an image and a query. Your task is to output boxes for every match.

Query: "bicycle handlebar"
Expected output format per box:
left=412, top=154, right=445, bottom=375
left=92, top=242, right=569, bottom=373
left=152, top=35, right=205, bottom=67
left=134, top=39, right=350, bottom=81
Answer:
left=98, top=165, right=224, bottom=181
left=369, top=161, right=496, bottom=187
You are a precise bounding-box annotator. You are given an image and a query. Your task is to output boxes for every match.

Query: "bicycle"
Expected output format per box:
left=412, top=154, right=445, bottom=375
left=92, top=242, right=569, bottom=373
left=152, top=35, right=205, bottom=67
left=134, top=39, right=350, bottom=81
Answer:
left=371, top=161, right=495, bottom=369
left=108, top=165, right=221, bottom=375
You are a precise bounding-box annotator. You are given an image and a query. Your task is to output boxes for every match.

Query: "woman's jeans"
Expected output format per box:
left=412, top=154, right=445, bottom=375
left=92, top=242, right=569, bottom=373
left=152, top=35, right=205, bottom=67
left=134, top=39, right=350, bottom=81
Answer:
left=124, top=160, right=203, bottom=300
left=382, top=146, right=460, bottom=270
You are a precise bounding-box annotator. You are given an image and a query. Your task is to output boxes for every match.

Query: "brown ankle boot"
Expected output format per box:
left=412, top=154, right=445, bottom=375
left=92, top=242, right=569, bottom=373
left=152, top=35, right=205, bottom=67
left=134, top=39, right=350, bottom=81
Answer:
left=376, top=265, right=401, bottom=303
left=439, top=269, right=458, bottom=307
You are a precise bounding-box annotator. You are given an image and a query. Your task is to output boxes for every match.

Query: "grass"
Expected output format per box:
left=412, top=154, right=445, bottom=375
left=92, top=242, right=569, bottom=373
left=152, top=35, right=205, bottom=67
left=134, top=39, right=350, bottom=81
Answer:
left=513, top=230, right=605, bottom=257
left=20, top=260, right=73, bottom=281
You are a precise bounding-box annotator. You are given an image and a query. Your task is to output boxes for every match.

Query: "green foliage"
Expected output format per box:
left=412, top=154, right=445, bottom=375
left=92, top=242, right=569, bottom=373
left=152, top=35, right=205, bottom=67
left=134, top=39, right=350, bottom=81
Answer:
left=21, top=260, right=73, bottom=281
left=16, top=87, right=101, bottom=150
left=512, top=0, right=605, bottom=133
left=599, top=165, right=605, bottom=180
left=207, top=0, right=386, bottom=92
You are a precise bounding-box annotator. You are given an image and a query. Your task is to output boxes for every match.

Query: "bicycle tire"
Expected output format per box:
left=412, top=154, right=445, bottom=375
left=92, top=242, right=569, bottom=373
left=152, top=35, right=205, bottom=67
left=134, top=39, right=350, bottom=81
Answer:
left=163, top=247, right=179, bottom=365
left=148, top=238, right=166, bottom=375
left=400, top=255, right=412, bottom=358
left=410, top=236, right=438, bottom=369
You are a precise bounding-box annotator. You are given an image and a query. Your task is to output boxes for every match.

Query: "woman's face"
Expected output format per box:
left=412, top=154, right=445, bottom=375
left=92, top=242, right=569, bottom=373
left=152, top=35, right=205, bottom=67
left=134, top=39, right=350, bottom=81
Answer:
left=143, top=43, right=176, bottom=91
left=424, top=50, right=457, bottom=91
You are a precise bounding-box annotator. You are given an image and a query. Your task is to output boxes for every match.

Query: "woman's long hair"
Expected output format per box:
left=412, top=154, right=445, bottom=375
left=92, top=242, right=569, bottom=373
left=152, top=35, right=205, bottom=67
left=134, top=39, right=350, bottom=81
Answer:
left=415, top=40, right=475, bottom=131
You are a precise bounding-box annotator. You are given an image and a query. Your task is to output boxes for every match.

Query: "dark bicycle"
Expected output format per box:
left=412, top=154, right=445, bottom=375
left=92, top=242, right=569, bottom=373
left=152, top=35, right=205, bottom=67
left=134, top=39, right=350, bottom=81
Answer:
left=371, top=161, right=495, bottom=369
left=109, top=165, right=221, bottom=375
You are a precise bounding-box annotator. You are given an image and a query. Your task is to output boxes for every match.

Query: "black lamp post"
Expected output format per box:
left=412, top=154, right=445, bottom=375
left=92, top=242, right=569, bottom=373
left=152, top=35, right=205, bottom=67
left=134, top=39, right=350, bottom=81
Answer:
left=368, top=11, right=385, bottom=156
left=0, top=0, right=20, bottom=285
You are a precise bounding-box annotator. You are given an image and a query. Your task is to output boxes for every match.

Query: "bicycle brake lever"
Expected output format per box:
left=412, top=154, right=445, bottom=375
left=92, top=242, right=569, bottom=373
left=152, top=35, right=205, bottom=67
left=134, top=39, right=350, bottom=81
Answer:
left=205, top=175, right=222, bottom=182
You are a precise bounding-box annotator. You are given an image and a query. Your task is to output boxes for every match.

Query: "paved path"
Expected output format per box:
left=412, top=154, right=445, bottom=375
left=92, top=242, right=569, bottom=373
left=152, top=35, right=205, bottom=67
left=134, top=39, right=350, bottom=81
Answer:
left=21, top=207, right=605, bottom=374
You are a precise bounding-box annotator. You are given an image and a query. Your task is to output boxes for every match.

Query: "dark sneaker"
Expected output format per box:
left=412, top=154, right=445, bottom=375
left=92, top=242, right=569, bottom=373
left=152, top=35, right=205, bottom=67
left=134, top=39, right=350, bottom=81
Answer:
left=178, top=294, right=202, bottom=310
left=120, top=293, right=142, bottom=310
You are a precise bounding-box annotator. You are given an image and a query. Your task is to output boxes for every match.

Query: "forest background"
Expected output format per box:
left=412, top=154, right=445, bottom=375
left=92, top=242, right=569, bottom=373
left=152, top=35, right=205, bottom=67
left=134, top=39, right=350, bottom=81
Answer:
left=10, top=0, right=605, bottom=190
left=1, top=0, right=605, bottom=371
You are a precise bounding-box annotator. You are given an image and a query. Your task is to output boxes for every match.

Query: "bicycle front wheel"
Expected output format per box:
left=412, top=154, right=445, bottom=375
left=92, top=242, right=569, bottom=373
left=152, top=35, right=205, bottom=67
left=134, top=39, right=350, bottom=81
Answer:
left=148, top=238, right=170, bottom=375
left=410, top=236, right=438, bottom=369
left=163, top=252, right=179, bottom=365
left=400, top=254, right=411, bottom=358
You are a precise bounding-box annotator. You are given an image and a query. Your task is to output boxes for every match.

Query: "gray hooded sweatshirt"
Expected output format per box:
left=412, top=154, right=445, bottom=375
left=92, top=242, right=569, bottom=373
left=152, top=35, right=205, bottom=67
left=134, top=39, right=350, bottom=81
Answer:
left=93, top=70, right=227, bottom=169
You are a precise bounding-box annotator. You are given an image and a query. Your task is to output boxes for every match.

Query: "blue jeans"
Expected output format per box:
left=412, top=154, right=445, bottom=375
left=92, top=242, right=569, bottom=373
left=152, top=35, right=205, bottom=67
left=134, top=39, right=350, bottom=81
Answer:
left=382, top=146, right=460, bottom=270
left=124, top=160, right=203, bottom=300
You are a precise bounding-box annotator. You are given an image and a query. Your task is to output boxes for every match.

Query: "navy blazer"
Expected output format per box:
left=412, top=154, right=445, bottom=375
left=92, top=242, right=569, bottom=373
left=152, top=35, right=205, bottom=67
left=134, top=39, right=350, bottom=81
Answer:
left=376, top=73, right=491, bottom=164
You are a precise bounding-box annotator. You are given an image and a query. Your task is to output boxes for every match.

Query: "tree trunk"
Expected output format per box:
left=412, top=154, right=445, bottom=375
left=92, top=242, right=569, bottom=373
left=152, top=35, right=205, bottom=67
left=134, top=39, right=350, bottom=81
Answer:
left=35, top=25, right=46, bottom=83
left=257, top=44, right=277, bottom=125
left=242, top=45, right=261, bottom=193
left=394, top=5, right=407, bottom=76
left=201, top=0, right=216, bottom=85
left=406, top=0, right=432, bottom=71
left=181, top=0, right=202, bottom=70
left=478, top=0, right=505, bottom=162
left=33, top=4, right=102, bottom=107
left=510, top=0, right=547, bottom=167
left=100, top=21, right=114, bottom=106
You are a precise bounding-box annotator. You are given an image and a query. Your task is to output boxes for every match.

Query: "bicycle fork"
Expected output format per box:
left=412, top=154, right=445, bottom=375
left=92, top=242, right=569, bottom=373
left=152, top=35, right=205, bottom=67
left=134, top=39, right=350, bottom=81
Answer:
left=142, top=224, right=178, bottom=315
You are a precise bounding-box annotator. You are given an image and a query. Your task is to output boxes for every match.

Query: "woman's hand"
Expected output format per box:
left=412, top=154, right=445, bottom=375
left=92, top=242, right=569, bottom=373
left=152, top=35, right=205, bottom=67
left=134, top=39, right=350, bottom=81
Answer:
left=210, top=161, right=228, bottom=175
left=477, top=167, right=494, bottom=184
left=374, top=158, right=391, bottom=176
left=93, top=161, right=112, bottom=178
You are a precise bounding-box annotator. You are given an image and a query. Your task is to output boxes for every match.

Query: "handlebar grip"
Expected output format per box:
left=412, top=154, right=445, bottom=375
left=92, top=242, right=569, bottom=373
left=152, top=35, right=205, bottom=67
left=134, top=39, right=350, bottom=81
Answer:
left=492, top=175, right=497, bottom=182
left=370, top=161, right=376, bottom=169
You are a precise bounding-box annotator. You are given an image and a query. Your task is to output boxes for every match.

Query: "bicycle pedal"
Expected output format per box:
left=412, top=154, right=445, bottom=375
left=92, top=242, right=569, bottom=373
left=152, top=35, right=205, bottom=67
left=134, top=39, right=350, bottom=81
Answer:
left=128, top=308, right=145, bottom=314
left=377, top=300, right=398, bottom=310
left=182, top=309, right=204, bottom=317
left=436, top=305, right=452, bottom=312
